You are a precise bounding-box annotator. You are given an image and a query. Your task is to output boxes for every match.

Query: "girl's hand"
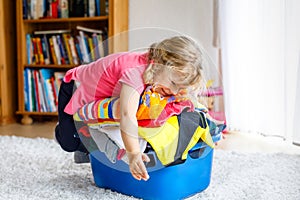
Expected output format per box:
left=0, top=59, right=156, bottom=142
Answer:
left=127, top=152, right=150, bottom=181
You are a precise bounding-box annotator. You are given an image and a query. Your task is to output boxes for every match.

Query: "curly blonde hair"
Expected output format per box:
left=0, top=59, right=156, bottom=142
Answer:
left=143, top=36, right=204, bottom=91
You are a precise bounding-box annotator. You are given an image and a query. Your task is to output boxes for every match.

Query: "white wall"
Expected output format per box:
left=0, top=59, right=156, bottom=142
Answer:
left=128, top=0, right=219, bottom=81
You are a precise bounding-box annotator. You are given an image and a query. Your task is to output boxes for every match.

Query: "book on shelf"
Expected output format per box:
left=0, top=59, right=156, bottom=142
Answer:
left=37, top=70, right=48, bottom=112
left=68, top=36, right=79, bottom=65
left=92, top=33, right=100, bottom=60
left=39, top=69, right=57, bottom=112
left=23, top=68, right=65, bottom=112
left=69, top=0, right=85, bottom=17
left=35, top=30, right=71, bottom=65
left=62, top=33, right=74, bottom=65
left=49, top=37, right=58, bottom=64
left=56, top=35, right=69, bottom=64
left=88, top=0, right=96, bottom=17
left=24, top=0, right=59, bottom=19
left=23, top=0, right=108, bottom=19
left=32, top=70, right=42, bottom=111
left=76, top=25, right=103, bottom=34
left=23, top=0, right=28, bottom=20
left=23, top=68, right=37, bottom=112
left=97, top=34, right=105, bottom=58
left=50, top=0, right=59, bottom=18
left=34, top=30, right=71, bottom=35
left=32, top=37, right=41, bottom=64
left=42, top=35, right=51, bottom=64
left=60, top=0, right=69, bottom=18
left=74, top=39, right=83, bottom=64
left=22, top=0, right=47, bottom=20
left=50, top=76, right=58, bottom=107
left=26, top=34, right=34, bottom=64
left=52, top=35, right=62, bottom=65
left=27, top=28, right=106, bottom=65
left=76, top=25, right=105, bottom=62
left=88, top=37, right=95, bottom=61
left=78, top=31, right=90, bottom=63
left=95, top=0, right=107, bottom=16
left=24, top=69, right=30, bottom=111
left=36, top=37, right=45, bottom=65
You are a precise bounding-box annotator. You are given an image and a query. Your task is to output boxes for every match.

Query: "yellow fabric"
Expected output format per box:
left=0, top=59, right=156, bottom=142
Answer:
left=138, top=115, right=214, bottom=165
left=73, top=112, right=81, bottom=121
left=181, top=125, right=214, bottom=160
left=138, top=116, right=179, bottom=165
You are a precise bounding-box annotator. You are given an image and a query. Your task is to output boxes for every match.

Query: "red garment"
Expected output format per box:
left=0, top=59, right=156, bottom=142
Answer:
left=137, top=100, right=194, bottom=127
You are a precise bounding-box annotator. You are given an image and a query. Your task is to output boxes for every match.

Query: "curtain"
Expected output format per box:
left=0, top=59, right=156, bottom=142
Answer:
left=285, top=0, right=300, bottom=145
left=219, top=0, right=300, bottom=143
left=294, top=56, right=300, bottom=145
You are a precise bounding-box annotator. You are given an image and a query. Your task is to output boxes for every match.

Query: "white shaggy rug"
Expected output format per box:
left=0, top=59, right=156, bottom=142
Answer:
left=0, top=136, right=300, bottom=200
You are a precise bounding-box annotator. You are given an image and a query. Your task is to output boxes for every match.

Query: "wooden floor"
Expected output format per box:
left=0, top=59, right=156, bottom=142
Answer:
left=0, top=121, right=56, bottom=139
left=0, top=122, right=299, bottom=154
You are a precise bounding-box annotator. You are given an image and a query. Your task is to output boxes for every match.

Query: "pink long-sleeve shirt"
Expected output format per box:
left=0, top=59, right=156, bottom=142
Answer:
left=63, top=52, right=149, bottom=115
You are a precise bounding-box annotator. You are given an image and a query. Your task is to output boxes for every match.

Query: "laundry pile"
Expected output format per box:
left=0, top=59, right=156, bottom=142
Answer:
left=73, top=86, right=225, bottom=166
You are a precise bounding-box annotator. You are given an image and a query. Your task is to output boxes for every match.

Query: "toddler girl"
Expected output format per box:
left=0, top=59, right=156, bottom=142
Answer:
left=55, top=35, right=204, bottom=181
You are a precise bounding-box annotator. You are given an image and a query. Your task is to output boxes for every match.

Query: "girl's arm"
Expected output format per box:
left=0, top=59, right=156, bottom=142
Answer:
left=119, top=84, right=150, bottom=181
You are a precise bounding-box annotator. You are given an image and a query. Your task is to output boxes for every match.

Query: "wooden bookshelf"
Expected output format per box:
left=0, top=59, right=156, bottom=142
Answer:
left=0, top=1, right=17, bottom=125
left=16, top=0, right=128, bottom=125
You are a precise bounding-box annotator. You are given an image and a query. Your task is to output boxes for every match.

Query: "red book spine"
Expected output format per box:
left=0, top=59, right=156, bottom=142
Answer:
left=51, top=1, right=58, bottom=18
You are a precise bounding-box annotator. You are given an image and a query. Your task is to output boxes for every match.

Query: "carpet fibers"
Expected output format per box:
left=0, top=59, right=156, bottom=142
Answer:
left=0, top=136, right=300, bottom=200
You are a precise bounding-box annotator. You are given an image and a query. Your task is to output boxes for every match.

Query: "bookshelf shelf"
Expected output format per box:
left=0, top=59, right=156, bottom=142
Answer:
left=16, top=111, right=58, bottom=116
left=23, top=16, right=109, bottom=23
left=16, top=0, right=128, bottom=125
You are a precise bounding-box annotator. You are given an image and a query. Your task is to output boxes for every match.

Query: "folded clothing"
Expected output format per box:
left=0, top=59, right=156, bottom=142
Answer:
left=73, top=86, right=194, bottom=127
left=89, top=126, right=147, bottom=164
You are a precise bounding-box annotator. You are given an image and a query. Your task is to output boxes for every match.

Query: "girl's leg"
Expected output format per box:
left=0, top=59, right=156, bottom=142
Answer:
left=55, top=80, right=88, bottom=153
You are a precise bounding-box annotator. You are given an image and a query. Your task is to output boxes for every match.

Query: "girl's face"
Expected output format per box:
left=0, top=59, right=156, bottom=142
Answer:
left=152, top=68, right=188, bottom=96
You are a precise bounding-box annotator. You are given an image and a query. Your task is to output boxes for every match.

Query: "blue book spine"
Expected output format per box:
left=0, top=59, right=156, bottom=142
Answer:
left=42, top=35, right=51, bottom=64
left=26, top=68, right=33, bottom=111
left=40, top=69, right=50, bottom=111
left=83, top=35, right=91, bottom=63
left=95, top=0, right=100, bottom=16
left=24, top=69, right=29, bottom=111
left=75, top=43, right=83, bottom=63
left=40, top=69, right=55, bottom=112
left=56, top=35, right=69, bottom=64
left=92, top=34, right=100, bottom=60
left=23, top=0, right=28, bottom=19
left=26, top=34, right=32, bottom=64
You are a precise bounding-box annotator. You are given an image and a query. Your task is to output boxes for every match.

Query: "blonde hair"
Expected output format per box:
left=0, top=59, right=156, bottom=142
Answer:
left=143, top=36, right=204, bottom=91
